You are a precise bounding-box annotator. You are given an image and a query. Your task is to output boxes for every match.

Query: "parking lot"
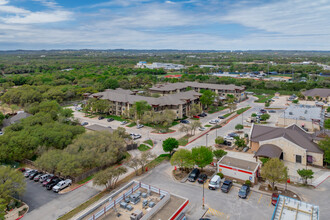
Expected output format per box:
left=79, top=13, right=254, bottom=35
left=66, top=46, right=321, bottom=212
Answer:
left=137, top=163, right=274, bottom=220
left=19, top=171, right=100, bottom=220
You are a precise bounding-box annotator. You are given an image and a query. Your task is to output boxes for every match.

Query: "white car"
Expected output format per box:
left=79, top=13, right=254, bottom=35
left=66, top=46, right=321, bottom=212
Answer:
left=120, top=121, right=128, bottom=125
left=199, top=127, right=206, bottom=131
left=209, top=119, right=220, bottom=124
left=136, top=124, right=144, bottom=129
left=52, top=179, right=72, bottom=193
left=224, top=136, right=234, bottom=141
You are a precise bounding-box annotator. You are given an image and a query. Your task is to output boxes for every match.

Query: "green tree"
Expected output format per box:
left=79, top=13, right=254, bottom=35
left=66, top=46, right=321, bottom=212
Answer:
left=235, top=124, right=244, bottom=131
left=163, top=138, right=179, bottom=154
left=324, top=119, right=330, bottom=129
left=192, top=146, right=213, bottom=170
left=234, top=136, right=246, bottom=148
left=170, top=149, right=194, bottom=170
left=200, top=90, right=216, bottom=109
left=327, top=107, right=330, bottom=113
left=261, top=158, right=287, bottom=190
left=213, top=149, right=227, bottom=160
left=215, top=136, right=224, bottom=145
left=188, top=103, right=202, bottom=117
left=251, top=113, right=257, bottom=117
left=189, top=120, right=202, bottom=135
left=0, top=112, right=4, bottom=126
left=297, top=169, right=314, bottom=185
left=35, top=149, right=63, bottom=174
left=132, top=101, right=151, bottom=121
left=0, top=166, right=26, bottom=206
left=93, top=166, right=127, bottom=190
left=103, top=78, right=119, bottom=90
left=260, top=113, right=270, bottom=121
left=318, top=137, right=330, bottom=164
left=139, top=151, right=156, bottom=173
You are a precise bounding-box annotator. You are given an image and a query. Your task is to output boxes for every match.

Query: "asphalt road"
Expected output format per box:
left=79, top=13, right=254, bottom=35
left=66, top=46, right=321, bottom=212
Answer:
left=21, top=178, right=99, bottom=220
left=136, top=162, right=274, bottom=220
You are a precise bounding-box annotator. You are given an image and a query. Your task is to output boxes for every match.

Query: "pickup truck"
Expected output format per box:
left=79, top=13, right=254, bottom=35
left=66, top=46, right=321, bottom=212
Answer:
left=52, top=179, right=72, bottom=193
left=221, top=180, right=233, bottom=193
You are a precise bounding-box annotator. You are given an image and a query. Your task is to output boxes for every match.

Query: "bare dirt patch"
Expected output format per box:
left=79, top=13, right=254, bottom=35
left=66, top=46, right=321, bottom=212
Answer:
left=259, top=184, right=300, bottom=200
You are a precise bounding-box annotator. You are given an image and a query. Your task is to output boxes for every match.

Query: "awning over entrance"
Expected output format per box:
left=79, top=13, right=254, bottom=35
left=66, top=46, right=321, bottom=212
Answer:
left=255, top=144, right=282, bottom=158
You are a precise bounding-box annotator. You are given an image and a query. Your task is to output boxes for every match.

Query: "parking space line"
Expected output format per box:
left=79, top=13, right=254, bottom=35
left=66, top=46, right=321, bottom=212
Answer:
left=247, top=191, right=252, bottom=201
left=269, top=198, right=272, bottom=206
left=257, top=194, right=263, bottom=204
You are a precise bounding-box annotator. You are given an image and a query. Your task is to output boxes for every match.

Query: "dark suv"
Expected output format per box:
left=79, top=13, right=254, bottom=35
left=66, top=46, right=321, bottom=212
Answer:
left=188, top=168, right=200, bottom=182
left=221, top=180, right=233, bottom=193
left=197, top=174, right=207, bottom=184
left=238, top=184, right=250, bottom=199
left=46, top=178, right=62, bottom=190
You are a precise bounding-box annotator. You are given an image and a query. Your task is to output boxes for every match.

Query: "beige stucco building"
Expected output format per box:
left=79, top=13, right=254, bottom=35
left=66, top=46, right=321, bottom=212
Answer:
left=250, top=124, right=324, bottom=167
left=302, top=88, right=330, bottom=102
left=88, top=88, right=201, bottom=119
left=149, top=82, right=247, bottom=102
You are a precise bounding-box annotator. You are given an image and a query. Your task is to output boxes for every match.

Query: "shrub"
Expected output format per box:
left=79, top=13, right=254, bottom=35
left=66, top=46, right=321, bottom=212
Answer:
left=260, top=157, right=270, bottom=165
left=217, top=172, right=224, bottom=179
left=245, top=180, right=251, bottom=186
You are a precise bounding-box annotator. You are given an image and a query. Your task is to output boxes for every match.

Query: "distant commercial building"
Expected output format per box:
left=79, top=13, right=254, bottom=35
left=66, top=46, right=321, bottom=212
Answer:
left=250, top=124, right=324, bottom=166
left=277, top=105, right=324, bottom=131
left=89, top=88, right=201, bottom=119
left=302, top=88, right=330, bottom=102
left=149, top=82, right=246, bottom=102
left=78, top=181, right=189, bottom=220
left=271, top=195, right=319, bottom=220
left=217, top=156, right=261, bottom=184
left=136, top=61, right=185, bottom=70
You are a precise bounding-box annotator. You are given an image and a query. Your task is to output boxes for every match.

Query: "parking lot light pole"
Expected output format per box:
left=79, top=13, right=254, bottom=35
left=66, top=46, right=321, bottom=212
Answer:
left=202, top=181, right=205, bottom=209
left=206, top=134, right=209, bottom=147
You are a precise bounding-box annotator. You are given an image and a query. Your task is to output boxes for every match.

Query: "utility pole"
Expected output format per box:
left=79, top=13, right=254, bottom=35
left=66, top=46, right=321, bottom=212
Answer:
left=202, top=181, right=205, bottom=209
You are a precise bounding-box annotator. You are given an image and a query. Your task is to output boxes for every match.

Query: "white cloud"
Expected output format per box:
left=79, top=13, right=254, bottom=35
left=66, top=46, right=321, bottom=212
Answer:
left=3, top=10, right=72, bottom=24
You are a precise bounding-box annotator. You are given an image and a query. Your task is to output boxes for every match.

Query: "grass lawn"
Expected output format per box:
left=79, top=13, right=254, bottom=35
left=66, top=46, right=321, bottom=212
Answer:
left=105, top=115, right=126, bottom=121
left=143, top=139, right=153, bottom=146
left=178, top=136, right=189, bottom=146
left=236, top=107, right=251, bottom=115
left=254, top=95, right=274, bottom=103
left=223, top=112, right=234, bottom=118
left=208, top=106, right=227, bottom=114
left=147, top=154, right=171, bottom=169
left=138, top=144, right=151, bottom=151
left=76, top=175, right=94, bottom=185
left=127, top=122, right=137, bottom=127
left=205, top=125, right=212, bottom=127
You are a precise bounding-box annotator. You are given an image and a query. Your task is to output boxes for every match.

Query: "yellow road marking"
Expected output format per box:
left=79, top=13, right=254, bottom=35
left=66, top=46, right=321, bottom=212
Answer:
left=269, top=198, right=272, bottom=206
left=247, top=191, right=252, bottom=201
left=257, top=194, right=263, bottom=204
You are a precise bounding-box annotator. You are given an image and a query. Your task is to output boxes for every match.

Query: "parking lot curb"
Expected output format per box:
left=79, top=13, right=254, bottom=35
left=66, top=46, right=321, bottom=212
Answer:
left=58, top=179, right=93, bottom=195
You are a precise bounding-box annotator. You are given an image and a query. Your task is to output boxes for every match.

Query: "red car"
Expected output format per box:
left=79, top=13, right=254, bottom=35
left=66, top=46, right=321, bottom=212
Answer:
left=193, top=115, right=200, bottom=119
left=271, top=193, right=279, bottom=206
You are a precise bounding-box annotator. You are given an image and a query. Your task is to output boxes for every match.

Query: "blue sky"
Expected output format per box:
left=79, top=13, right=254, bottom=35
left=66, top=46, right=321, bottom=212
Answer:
left=0, top=0, right=330, bottom=50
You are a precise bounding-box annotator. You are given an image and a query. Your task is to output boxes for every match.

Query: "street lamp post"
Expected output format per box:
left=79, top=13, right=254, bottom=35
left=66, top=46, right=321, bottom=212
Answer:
left=202, top=180, right=205, bottom=209
left=206, top=134, right=209, bottom=147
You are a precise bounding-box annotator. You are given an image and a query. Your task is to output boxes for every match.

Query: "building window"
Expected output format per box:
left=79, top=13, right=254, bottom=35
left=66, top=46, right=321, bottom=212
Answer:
left=307, top=155, right=313, bottom=164
left=296, top=155, right=302, bottom=163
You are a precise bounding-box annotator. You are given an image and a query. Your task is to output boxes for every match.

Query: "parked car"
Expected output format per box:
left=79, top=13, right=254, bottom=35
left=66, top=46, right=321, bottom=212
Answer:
left=33, top=173, right=44, bottom=182
left=197, top=174, right=207, bottom=184
left=81, top=122, right=88, bottom=126
left=130, top=133, right=142, bottom=140
left=53, top=179, right=72, bottom=193
left=271, top=193, right=279, bottom=206
left=39, top=174, right=53, bottom=183
left=209, top=119, right=220, bottom=124
left=180, top=119, right=190, bottom=124
left=24, top=169, right=35, bottom=178
left=221, top=180, right=233, bottom=193
left=193, top=115, right=200, bottom=119
left=238, top=184, right=250, bottom=199
left=188, top=168, right=200, bottom=182
left=17, top=168, right=26, bottom=172
left=46, top=178, right=61, bottom=190
left=120, top=121, right=128, bottom=125
left=223, top=140, right=232, bottom=146
left=218, top=116, right=225, bottom=119
left=0, top=131, right=3, bottom=135
left=260, top=109, right=267, bottom=114
left=208, top=175, right=221, bottom=190
left=268, top=110, right=276, bottom=113
left=199, top=127, right=206, bottom=131
left=224, top=136, right=234, bottom=141
left=136, top=124, right=144, bottom=129
left=228, top=133, right=239, bottom=137
left=98, top=116, right=104, bottom=120
left=198, top=112, right=207, bottom=117
left=29, top=171, right=42, bottom=180
left=42, top=176, right=57, bottom=186
left=107, top=118, right=114, bottom=122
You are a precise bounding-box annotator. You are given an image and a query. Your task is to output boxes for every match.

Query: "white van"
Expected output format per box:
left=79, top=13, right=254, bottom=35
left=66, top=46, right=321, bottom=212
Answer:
left=208, top=175, right=221, bottom=190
